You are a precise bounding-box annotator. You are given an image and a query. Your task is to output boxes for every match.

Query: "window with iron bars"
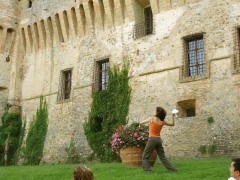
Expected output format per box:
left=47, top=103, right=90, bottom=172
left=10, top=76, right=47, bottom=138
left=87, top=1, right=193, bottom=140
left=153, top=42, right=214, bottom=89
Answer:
left=57, top=68, right=72, bottom=102
left=134, top=6, right=154, bottom=39
left=186, top=36, right=205, bottom=77
left=97, top=59, right=109, bottom=91
left=233, top=28, right=240, bottom=73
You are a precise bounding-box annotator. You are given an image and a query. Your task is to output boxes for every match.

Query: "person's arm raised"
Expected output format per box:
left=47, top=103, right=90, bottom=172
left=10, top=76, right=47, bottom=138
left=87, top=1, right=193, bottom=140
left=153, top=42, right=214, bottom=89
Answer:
left=164, top=114, right=175, bottom=126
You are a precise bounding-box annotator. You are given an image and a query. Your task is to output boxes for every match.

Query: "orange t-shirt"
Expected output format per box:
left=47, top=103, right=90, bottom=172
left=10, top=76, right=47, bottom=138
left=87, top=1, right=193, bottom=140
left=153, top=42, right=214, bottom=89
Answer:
left=149, top=118, right=164, bottom=137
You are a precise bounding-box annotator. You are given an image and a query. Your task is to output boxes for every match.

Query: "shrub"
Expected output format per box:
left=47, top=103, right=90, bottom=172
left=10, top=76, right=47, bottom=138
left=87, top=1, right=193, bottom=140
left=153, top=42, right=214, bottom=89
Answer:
left=84, top=64, right=131, bottom=162
left=23, top=96, right=48, bottom=165
left=208, top=144, right=217, bottom=155
left=198, top=145, right=207, bottom=155
left=207, top=116, right=214, bottom=124
left=198, top=144, right=217, bottom=156
left=65, top=137, right=80, bottom=164
left=0, top=112, right=23, bottom=165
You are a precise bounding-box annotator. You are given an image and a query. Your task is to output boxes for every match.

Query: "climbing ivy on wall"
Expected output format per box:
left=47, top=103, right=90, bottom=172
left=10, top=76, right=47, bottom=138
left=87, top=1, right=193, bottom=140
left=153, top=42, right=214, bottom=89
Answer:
left=23, top=96, right=48, bottom=165
left=0, top=112, right=23, bottom=165
left=84, top=65, right=131, bottom=162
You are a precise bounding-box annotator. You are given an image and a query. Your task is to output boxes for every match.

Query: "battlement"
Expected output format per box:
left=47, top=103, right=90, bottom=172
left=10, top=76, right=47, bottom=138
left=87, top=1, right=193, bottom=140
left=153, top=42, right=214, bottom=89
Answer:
left=17, top=0, right=199, bottom=53
left=0, top=0, right=18, bottom=29
left=0, top=0, right=18, bottom=93
left=0, top=0, right=18, bottom=55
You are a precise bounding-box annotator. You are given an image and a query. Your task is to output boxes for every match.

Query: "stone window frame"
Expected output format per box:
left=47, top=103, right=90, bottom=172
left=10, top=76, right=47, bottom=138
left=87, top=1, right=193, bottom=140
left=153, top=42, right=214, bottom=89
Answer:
left=57, top=68, right=73, bottom=103
left=133, top=3, right=155, bottom=39
left=232, top=26, right=240, bottom=74
left=92, top=56, right=110, bottom=93
left=176, top=99, right=196, bottom=118
left=180, top=32, right=210, bottom=83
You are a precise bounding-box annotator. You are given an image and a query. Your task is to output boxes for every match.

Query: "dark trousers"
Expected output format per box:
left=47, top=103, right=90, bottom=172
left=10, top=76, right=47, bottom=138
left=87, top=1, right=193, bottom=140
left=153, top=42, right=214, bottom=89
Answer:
left=142, top=137, right=176, bottom=172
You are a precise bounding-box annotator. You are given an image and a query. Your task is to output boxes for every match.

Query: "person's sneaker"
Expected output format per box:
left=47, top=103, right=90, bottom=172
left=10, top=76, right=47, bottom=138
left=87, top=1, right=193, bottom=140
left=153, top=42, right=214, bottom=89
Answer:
left=144, top=170, right=152, bottom=173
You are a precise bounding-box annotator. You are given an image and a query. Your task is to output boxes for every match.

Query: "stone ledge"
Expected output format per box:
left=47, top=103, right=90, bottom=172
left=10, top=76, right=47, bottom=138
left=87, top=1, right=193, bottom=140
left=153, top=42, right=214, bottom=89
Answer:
left=210, top=54, right=233, bottom=62
left=139, top=66, right=180, bottom=76
left=21, top=84, right=92, bottom=102
left=21, top=92, right=58, bottom=102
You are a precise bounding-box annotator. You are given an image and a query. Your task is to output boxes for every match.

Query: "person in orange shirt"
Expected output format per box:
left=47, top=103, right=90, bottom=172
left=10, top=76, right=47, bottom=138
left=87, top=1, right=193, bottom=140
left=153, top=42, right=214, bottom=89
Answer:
left=139, top=107, right=177, bottom=173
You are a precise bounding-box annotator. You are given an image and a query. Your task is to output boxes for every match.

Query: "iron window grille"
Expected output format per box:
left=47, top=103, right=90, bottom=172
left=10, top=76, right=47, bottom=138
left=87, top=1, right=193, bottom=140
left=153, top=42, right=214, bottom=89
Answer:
left=93, top=59, right=109, bottom=92
left=133, top=7, right=154, bottom=39
left=186, top=36, right=205, bottom=77
left=233, top=28, right=240, bottom=73
left=98, top=60, right=109, bottom=91
left=187, top=37, right=205, bottom=76
left=180, top=33, right=209, bottom=82
left=186, top=108, right=196, bottom=117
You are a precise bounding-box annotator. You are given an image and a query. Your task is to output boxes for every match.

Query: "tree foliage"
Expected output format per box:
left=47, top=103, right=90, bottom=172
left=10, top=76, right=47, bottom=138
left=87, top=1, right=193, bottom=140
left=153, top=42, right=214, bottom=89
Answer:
left=84, top=65, right=131, bottom=162
left=24, top=96, right=48, bottom=165
left=0, top=112, right=23, bottom=165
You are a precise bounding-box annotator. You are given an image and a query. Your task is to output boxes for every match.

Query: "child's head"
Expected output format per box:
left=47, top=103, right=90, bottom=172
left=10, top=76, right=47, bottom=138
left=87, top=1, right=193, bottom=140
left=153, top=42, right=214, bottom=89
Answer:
left=72, top=165, right=94, bottom=180
left=230, top=157, right=240, bottom=179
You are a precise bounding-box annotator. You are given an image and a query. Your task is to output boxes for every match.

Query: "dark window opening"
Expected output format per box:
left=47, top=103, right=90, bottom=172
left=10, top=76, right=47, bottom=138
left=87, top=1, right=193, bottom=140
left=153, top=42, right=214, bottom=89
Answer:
left=63, top=70, right=72, bottom=100
left=186, top=108, right=195, bottom=117
left=28, top=0, right=32, bottom=8
left=186, top=36, right=205, bottom=77
left=144, top=6, right=153, bottom=35
left=177, top=99, right=196, bottom=118
left=98, top=60, right=109, bottom=91
left=94, top=116, right=103, bottom=132
left=0, top=87, right=7, bottom=92
left=237, top=28, right=240, bottom=66
left=57, top=68, right=73, bottom=102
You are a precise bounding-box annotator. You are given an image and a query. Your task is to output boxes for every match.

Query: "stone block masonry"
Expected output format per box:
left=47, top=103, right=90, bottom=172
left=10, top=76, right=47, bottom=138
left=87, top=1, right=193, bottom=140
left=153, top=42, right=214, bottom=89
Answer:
left=0, top=0, right=239, bottom=163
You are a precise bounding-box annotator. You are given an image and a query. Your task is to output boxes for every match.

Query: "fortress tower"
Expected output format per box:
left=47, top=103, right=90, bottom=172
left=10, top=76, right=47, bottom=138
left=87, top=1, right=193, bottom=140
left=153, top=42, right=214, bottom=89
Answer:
left=0, top=0, right=19, bottom=119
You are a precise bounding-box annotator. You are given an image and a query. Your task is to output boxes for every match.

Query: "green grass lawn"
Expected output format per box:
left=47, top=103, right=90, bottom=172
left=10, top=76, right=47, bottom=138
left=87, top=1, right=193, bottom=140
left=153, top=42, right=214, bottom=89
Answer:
left=0, top=158, right=230, bottom=180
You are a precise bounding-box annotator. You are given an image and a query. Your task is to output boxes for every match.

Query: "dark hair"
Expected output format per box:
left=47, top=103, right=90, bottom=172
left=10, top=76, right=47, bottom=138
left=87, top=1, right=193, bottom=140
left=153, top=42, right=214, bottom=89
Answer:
left=156, top=107, right=166, bottom=121
left=232, top=157, right=240, bottom=172
left=73, top=165, right=94, bottom=180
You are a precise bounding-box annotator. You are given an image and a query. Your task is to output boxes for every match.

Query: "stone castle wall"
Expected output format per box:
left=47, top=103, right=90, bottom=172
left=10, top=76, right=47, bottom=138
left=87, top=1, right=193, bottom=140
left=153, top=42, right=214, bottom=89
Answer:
left=0, top=0, right=239, bottom=163
left=0, top=0, right=18, bottom=121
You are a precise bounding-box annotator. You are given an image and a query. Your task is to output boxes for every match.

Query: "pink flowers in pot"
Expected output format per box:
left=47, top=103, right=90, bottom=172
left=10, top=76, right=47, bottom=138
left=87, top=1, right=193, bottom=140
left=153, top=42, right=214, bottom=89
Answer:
left=111, top=123, right=149, bottom=153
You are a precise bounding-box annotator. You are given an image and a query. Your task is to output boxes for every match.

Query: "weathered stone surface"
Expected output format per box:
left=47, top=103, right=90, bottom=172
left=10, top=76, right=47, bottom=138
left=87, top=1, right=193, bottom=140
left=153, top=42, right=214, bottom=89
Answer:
left=0, top=0, right=239, bottom=163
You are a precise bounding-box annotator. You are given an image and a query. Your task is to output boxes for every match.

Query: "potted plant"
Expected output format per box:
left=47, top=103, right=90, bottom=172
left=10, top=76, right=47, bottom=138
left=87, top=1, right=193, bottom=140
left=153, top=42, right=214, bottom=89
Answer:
left=111, top=123, right=157, bottom=167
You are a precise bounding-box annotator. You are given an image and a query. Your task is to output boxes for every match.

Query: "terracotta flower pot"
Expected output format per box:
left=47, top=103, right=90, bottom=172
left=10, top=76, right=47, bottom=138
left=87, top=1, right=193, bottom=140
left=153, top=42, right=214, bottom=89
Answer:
left=120, top=146, right=157, bottom=168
